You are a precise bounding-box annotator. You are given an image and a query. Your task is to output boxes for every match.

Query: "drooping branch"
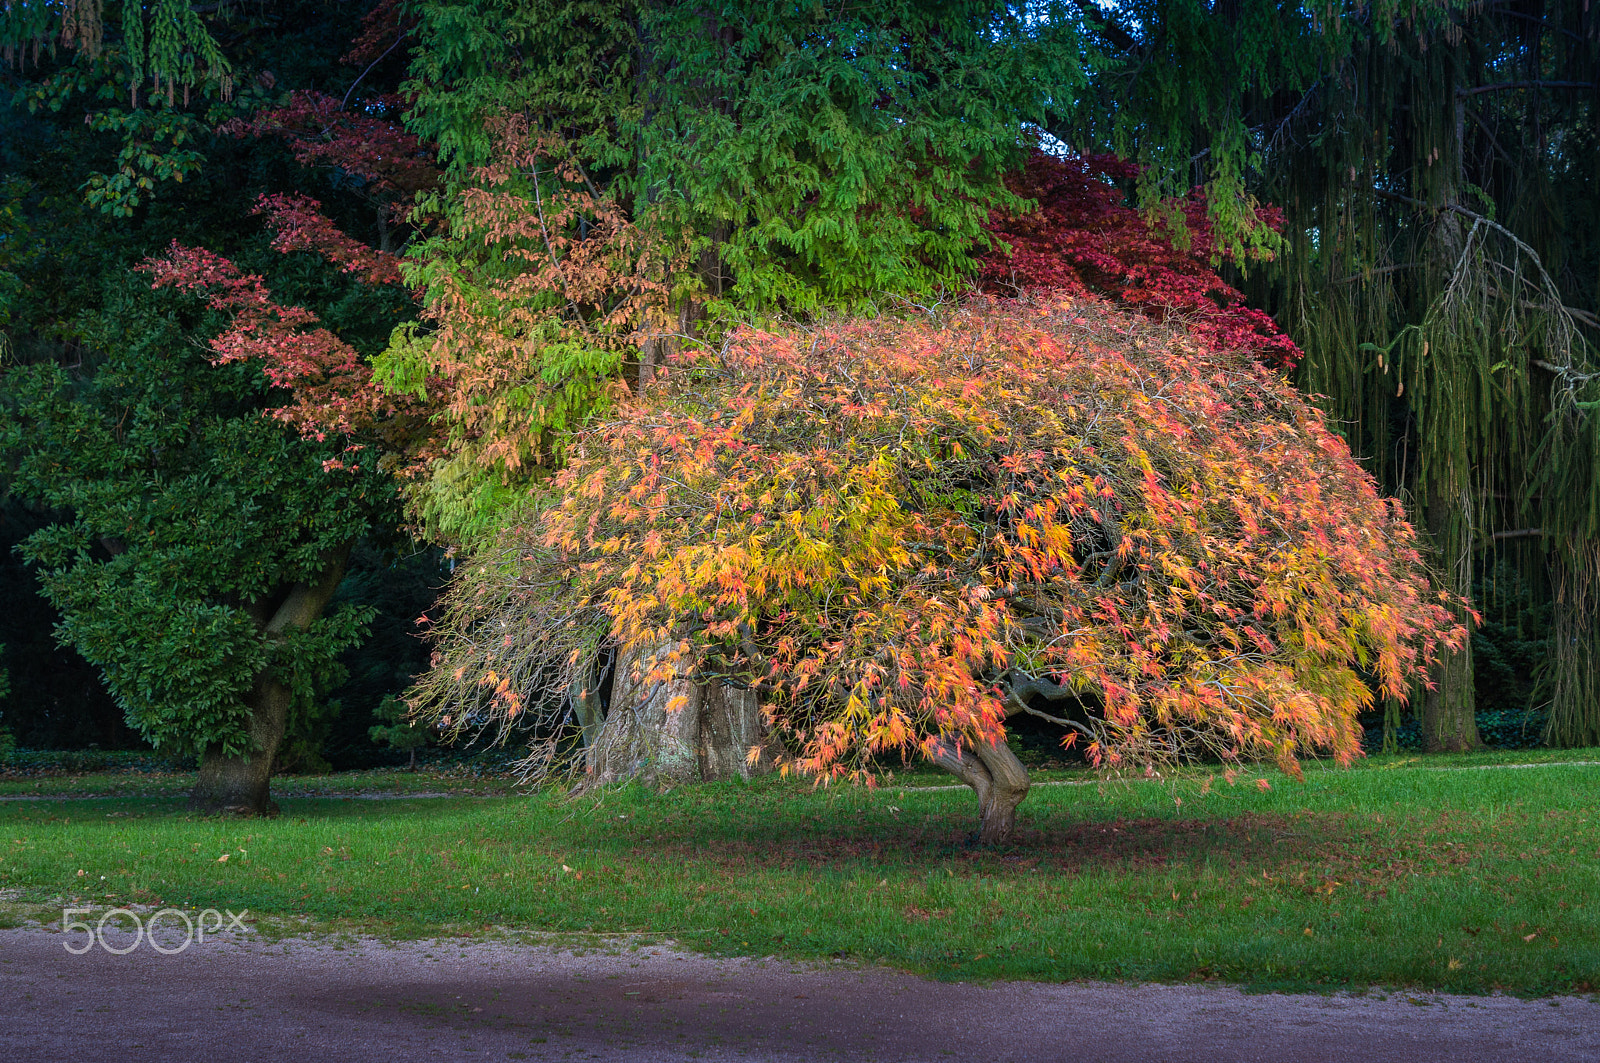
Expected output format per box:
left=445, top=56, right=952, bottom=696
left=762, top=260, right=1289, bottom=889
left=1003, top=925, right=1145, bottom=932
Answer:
left=1490, top=528, right=1544, bottom=542
left=1456, top=81, right=1594, bottom=98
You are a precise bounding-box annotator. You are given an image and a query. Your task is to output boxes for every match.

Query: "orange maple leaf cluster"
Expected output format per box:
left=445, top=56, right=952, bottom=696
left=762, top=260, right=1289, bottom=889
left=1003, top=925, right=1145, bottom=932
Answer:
left=419, top=294, right=1464, bottom=780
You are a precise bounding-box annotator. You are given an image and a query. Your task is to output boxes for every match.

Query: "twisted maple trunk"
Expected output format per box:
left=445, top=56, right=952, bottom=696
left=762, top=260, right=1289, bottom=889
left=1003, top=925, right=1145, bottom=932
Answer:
left=189, top=545, right=351, bottom=815
left=929, top=735, right=1031, bottom=845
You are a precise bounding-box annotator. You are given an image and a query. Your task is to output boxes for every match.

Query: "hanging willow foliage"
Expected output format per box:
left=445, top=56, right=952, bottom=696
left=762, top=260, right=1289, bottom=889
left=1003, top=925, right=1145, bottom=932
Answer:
left=1069, top=1, right=1600, bottom=749
left=1273, top=9, right=1598, bottom=749
left=1277, top=13, right=1599, bottom=750
left=1, top=0, right=231, bottom=104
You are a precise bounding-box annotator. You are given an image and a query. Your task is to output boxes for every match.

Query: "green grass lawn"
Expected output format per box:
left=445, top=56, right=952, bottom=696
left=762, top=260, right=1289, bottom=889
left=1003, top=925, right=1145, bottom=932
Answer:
left=1, top=751, right=1596, bottom=995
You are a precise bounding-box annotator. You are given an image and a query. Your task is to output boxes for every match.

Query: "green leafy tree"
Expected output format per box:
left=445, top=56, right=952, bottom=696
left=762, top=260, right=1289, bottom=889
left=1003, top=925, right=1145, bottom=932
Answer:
left=407, top=0, right=1080, bottom=315
left=389, top=0, right=1085, bottom=541
left=0, top=278, right=396, bottom=812
left=1, top=0, right=424, bottom=770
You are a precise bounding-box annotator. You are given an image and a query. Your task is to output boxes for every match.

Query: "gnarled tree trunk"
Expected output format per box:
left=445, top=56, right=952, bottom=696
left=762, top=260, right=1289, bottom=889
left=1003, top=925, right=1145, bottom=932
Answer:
left=577, top=639, right=776, bottom=790
left=929, top=735, right=1031, bottom=845
left=928, top=667, right=1100, bottom=844
left=189, top=545, right=351, bottom=815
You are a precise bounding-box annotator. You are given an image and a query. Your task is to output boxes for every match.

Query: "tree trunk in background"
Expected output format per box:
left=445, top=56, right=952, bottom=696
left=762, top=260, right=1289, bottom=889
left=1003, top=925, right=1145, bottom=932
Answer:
left=191, top=675, right=292, bottom=814
left=1548, top=541, right=1600, bottom=747
left=1422, top=491, right=1482, bottom=753
left=928, top=736, right=1031, bottom=845
left=1422, top=635, right=1479, bottom=752
left=581, top=639, right=776, bottom=789
left=189, top=545, right=352, bottom=814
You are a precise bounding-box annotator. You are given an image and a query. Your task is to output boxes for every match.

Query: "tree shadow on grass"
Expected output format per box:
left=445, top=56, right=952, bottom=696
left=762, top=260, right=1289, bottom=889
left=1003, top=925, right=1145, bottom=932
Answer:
left=605, top=809, right=1365, bottom=879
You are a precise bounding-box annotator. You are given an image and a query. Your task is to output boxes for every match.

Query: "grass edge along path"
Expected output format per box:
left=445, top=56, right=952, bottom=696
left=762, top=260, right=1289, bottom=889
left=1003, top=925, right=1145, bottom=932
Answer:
left=0, top=751, right=1596, bottom=998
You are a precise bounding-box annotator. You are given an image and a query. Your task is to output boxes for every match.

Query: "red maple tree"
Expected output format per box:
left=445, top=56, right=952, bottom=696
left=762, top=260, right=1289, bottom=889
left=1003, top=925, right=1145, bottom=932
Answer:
left=980, top=152, right=1301, bottom=370
left=141, top=242, right=432, bottom=468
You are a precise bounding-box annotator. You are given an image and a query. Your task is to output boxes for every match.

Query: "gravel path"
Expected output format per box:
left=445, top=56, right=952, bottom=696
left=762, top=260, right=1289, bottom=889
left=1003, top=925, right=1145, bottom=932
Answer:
left=2, top=926, right=1596, bottom=1062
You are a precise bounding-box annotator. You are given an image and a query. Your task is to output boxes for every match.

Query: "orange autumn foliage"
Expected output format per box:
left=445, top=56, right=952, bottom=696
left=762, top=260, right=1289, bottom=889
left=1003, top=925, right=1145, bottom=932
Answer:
left=415, top=294, right=1466, bottom=779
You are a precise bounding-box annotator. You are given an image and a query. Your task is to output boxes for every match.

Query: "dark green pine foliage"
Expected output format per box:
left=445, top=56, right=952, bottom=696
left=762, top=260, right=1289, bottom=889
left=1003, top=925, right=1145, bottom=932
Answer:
left=1069, top=1, right=1600, bottom=749
left=324, top=542, right=451, bottom=768
left=368, top=695, right=431, bottom=770
left=0, top=279, right=395, bottom=788
left=407, top=0, right=1082, bottom=314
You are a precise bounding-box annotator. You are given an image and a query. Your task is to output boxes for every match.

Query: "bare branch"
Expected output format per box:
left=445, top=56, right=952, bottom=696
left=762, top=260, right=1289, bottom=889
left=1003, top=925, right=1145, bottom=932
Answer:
left=1069, top=0, right=1138, bottom=53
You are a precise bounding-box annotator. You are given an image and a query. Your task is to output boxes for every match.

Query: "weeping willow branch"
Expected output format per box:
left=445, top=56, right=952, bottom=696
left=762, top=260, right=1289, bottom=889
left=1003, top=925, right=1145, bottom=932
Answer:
left=1270, top=12, right=1600, bottom=751
left=1456, top=81, right=1594, bottom=97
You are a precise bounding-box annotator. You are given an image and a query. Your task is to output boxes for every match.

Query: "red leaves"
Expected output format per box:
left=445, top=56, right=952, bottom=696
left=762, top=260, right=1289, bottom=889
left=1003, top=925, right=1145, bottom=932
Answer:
left=254, top=194, right=405, bottom=287
left=341, top=0, right=415, bottom=68
left=221, top=90, right=437, bottom=200
left=980, top=152, right=1301, bottom=370
left=141, top=242, right=429, bottom=450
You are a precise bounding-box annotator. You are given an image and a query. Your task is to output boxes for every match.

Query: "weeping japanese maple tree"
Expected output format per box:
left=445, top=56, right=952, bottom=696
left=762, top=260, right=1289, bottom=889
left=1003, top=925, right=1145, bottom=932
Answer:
left=411, top=295, right=1464, bottom=842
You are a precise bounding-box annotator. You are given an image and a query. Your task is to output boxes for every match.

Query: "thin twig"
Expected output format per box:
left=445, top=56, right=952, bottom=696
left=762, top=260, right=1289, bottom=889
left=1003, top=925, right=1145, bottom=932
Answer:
left=340, top=27, right=413, bottom=113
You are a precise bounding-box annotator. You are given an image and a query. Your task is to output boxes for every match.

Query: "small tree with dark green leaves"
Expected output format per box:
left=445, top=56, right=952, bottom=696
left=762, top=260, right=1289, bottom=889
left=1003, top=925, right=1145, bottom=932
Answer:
left=368, top=694, right=430, bottom=771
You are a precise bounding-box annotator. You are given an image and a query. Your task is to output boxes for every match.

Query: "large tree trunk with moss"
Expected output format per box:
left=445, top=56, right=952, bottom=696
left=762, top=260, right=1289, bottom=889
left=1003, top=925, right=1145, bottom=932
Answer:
left=574, top=640, right=776, bottom=790
left=189, top=547, right=351, bottom=815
